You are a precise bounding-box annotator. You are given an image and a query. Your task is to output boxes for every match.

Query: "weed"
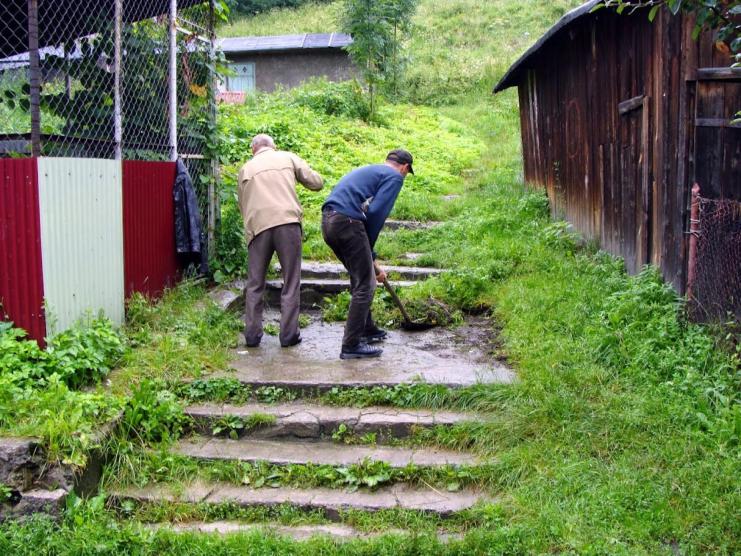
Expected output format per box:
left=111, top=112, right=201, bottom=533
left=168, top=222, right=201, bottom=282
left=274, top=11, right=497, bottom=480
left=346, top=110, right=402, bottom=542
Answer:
left=255, top=386, right=297, bottom=404
left=263, top=323, right=279, bottom=336
left=120, top=380, right=190, bottom=445
left=176, top=378, right=251, bottom=404
left=212, top=413, right=277, bottom=439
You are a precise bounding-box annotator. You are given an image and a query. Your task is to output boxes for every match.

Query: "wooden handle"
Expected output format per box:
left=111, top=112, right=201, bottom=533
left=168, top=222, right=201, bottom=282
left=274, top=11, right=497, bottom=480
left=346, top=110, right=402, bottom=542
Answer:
left=381, top=277, right=413, bottom=323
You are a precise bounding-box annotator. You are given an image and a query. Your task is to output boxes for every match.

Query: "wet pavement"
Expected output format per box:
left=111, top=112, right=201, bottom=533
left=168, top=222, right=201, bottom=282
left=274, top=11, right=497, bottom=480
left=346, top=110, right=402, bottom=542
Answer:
left=220, top=313, right=515, bottom=390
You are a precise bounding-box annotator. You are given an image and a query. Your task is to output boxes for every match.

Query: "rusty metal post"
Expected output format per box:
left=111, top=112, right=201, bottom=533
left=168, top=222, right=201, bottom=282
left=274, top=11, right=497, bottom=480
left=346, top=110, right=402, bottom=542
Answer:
left=27, top=0, right=41, bottom=157
left=686, top=183, right=701, bottom=301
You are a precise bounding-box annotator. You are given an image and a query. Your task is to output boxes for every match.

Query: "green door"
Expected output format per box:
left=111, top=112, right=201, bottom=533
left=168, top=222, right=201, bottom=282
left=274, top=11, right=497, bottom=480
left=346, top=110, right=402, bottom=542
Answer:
left=228, top=62, right=255, bottom=92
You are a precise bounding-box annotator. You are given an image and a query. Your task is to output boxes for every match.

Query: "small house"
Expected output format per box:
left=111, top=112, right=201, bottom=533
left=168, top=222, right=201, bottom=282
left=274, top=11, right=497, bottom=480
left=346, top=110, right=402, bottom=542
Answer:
left=219, top=32, right=355, bottom=93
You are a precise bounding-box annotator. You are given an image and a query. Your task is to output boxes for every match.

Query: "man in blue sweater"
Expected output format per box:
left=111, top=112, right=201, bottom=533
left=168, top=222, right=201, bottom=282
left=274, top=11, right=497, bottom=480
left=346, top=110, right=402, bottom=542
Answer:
left=322, top=149, right=414, bottom=359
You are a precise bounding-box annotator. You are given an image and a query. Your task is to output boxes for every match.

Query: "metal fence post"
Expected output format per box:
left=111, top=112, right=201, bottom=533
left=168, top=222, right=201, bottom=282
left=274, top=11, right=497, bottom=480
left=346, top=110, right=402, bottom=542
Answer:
left=686, top=183, right=701, bottom=302
left=208, top=0, right=219, bottom=252
left=168, top=0, right=178, bottom=161
left=27, top=0, right=41, bottom=157
left=113, top=0, right=122, bottom=160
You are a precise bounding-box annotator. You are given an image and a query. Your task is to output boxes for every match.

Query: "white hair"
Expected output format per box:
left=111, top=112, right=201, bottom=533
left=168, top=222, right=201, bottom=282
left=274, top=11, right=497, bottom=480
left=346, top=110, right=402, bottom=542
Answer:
left=251, top=134, right=275, bottom=150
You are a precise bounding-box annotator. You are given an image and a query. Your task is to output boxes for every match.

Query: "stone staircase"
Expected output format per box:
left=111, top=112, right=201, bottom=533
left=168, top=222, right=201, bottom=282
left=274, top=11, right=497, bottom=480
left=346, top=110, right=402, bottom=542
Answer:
left=210, top=260, right=444, bottom=312
left=110, top=257, right=514, bottom=543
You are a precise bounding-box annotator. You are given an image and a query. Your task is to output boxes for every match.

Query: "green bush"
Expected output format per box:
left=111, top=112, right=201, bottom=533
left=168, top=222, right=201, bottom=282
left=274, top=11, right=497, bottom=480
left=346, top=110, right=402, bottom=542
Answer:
left=0, top=318, right=123, bottom=389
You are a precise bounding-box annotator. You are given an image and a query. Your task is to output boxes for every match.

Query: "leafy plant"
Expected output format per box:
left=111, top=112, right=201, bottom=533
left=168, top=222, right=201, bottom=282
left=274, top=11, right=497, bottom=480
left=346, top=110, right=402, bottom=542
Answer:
left=331, top=423, right=351, bottom=443
left=120, top=380, right=190, bottom=445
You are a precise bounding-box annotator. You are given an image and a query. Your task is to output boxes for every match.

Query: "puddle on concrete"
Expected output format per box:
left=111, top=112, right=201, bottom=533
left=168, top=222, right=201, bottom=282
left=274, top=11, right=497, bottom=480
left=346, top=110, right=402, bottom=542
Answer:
left=221, top=311, right=515, bottom=389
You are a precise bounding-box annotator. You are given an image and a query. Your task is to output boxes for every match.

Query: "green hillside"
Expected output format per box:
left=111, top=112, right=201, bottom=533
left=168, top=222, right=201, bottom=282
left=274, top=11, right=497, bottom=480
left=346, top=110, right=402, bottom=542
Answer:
left=219, top=0, right=584, bottom=102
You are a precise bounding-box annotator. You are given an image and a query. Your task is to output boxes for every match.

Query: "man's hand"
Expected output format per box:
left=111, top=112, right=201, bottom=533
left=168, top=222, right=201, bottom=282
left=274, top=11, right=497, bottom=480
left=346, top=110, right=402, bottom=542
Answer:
left=374, top=262, right=387, bottom=283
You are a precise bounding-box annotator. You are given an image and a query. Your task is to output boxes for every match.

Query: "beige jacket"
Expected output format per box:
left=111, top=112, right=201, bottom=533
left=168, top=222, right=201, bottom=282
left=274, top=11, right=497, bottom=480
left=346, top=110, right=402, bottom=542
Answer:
left=237, top=147, right=323, bottom=245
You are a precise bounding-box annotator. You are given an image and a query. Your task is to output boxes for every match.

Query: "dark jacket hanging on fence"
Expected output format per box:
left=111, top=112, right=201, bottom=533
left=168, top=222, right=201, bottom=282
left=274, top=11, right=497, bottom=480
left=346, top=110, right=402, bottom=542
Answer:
left=174, top=158, right=208, bottom=275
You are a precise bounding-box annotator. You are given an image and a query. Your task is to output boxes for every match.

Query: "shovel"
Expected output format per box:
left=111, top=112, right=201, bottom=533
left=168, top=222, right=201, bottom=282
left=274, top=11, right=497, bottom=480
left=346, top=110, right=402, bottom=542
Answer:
left=380, top=277, right=436, bottom=331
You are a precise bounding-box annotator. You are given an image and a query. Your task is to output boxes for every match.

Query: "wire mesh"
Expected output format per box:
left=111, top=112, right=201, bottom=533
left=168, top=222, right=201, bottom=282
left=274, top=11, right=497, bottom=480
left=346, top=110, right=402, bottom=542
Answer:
left=0, top=1, right=215, bottom=163
left=0, top=0, right=217, bottom=253
left=690, top=197, right=741, bottom=323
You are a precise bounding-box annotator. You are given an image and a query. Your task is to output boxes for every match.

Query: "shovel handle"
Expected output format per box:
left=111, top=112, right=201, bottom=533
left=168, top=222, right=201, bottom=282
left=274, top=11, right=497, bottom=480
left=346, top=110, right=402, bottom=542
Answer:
left=381, top=277, right=413, bottom=323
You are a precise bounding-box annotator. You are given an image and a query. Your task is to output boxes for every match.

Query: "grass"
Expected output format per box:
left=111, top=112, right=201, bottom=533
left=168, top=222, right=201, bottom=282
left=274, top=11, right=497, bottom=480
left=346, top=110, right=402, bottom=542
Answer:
left=1, top=0, right=739, bottom=553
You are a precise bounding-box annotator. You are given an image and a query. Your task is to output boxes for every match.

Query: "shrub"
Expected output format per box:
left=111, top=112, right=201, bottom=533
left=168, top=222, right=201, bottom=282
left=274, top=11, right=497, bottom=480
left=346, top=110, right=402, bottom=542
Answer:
left=0, top=318, right=123, bottom=389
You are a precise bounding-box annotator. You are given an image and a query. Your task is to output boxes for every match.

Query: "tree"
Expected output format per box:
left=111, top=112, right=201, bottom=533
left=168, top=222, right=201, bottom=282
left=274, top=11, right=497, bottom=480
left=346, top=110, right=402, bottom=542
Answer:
left=341, top=0, right=418, bottom=119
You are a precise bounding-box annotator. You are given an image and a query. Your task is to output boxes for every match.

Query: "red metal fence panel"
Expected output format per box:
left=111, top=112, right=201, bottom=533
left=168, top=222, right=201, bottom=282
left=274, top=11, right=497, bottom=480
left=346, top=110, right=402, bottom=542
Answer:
left=0, top=158, right=46, bottom=344
left=122, top=160, right=180, bottom=299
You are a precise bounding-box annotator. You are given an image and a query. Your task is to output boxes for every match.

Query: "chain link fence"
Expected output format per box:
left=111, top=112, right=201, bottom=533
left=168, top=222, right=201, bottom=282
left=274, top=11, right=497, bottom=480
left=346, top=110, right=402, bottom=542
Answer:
left=0, top=0, right=217, bottom=242
left=688, top=192, right=741, bottom=323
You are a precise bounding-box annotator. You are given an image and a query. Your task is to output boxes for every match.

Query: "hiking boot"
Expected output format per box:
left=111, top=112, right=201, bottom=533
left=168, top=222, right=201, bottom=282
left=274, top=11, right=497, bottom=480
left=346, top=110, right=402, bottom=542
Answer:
left=340, top=342, right=383, bottom=360
left=361, top=327, right=388, bottom=344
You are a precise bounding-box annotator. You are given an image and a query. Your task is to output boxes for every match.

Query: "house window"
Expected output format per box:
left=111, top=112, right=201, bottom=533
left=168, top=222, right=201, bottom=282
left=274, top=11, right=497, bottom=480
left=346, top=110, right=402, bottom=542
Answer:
left=227, top=62, right=255, bottom=92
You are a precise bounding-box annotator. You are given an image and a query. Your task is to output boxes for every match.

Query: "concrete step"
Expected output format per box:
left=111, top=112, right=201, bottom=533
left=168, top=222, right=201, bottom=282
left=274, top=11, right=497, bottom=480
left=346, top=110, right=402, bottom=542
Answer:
left=385, top=220, right=442, bottom=231
left=186, top=402, right=477, bottom=441
left=221, top=317, right=515, bottom=390
left=265, top=278, right=418, bottom=308
left=0, top=488, right=68, bottom=522
left=146, top=521, right=462, bottom=542
left=174, top=437, right=477, bottom=468
left=115, top=481, right=489, bottom=518
left=274, top=261, right=444, bottom=281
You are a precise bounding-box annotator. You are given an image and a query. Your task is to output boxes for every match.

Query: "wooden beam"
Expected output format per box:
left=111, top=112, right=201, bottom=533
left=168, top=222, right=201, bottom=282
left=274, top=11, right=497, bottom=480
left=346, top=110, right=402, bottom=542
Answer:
left=695, top=117, right=741, bottom=129
left=618, top=95, right=644, bottom=115
left=696, top=67, right=741, bottom=81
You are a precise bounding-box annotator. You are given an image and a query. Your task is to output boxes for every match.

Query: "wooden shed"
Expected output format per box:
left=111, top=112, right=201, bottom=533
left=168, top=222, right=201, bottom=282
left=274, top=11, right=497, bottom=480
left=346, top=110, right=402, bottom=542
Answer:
left=494, top=0, right=740, bottom=293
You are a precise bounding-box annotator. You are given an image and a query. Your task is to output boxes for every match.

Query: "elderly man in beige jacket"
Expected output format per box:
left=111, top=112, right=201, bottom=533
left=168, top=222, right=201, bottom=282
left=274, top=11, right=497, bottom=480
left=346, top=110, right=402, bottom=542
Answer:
left=238, top=134, right=323, bottom=348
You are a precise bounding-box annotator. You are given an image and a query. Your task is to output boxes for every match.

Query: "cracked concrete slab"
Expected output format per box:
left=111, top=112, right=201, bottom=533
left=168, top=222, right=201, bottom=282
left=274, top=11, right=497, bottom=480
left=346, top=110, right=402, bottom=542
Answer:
left=118, top=482, right=489, bottom=518
left=174, top=437, right=478, bottom=468
left=186, top=402, right=478, bottom=440
left=220, top=315, right=515, bottom=390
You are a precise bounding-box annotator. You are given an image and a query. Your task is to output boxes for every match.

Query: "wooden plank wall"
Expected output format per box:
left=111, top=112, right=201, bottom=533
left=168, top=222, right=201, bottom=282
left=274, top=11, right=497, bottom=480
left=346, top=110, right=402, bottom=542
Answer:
left=517, top=9, right=739, bottom=293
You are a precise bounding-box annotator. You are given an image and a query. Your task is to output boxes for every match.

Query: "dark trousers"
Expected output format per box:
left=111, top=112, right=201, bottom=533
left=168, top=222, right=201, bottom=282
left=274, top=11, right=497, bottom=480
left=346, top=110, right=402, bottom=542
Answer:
left=244, top=223, right=302, bottom=346
left=321, top=209, right=377, bottom=349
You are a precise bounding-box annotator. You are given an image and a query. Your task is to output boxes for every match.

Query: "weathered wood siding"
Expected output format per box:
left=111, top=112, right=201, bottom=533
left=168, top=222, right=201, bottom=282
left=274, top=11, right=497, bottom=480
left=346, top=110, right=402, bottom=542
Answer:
left=517, top=10, right=740, bottom=292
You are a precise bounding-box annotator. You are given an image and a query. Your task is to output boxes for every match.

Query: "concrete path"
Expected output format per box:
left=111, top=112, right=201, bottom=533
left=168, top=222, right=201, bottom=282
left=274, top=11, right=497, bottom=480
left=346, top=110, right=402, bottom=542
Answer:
left=174, top=437, right=478, bottom=468
left=187, top=402, right=478, bottom=439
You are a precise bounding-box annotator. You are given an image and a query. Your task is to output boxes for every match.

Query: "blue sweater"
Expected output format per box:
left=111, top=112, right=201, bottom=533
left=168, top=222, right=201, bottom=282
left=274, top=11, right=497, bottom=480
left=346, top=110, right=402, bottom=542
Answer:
left=323, top=164, right=403, bottom=252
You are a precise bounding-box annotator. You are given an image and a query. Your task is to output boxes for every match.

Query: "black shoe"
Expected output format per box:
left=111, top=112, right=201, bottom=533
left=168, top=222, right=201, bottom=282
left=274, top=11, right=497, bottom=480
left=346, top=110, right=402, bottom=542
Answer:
left=281, top=335, right=302, bottom=348
left=361, top=328, right=388, bottom=344
left=244, top=334, right=261, bottom=348
left=340, top=342, right=383, bottom=359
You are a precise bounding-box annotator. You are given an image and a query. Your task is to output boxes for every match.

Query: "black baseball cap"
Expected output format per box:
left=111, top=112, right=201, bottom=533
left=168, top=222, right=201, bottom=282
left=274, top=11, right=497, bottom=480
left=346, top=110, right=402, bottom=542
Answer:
left=386, top=149, right=414, bottom=174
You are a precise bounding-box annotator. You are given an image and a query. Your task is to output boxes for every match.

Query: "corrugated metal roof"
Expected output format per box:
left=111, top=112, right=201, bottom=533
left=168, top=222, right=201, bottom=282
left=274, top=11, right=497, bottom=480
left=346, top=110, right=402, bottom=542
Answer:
left=0, top=158, right=47, bottom=344
left=123, top=160, right=180, bottom=299
left=493, top=0, right=600, bottom=93
left=37, top=157, right=124, bottom=335
left=219, top=32, right=353, bottom=54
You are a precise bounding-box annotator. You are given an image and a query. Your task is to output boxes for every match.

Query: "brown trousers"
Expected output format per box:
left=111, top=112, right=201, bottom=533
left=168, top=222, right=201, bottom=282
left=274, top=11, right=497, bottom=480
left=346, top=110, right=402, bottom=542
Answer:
left=244, top=223, right=302, bottom=346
